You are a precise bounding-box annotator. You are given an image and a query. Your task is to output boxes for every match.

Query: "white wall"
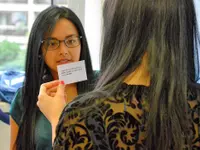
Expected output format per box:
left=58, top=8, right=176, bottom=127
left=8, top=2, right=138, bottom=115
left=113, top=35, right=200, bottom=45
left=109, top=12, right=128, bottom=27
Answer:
left=194, top=0, right=200, bottom=82
left=194, top=0, right=200, bottom=30
left=68, top=0, right=102, bottom=70
left=85, top=0, right=102, bottom=70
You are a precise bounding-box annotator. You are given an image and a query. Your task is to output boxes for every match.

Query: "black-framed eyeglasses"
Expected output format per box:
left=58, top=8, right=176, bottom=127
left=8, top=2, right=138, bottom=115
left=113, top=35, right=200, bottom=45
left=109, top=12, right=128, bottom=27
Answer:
left=41, top=35, right=82, bottom=51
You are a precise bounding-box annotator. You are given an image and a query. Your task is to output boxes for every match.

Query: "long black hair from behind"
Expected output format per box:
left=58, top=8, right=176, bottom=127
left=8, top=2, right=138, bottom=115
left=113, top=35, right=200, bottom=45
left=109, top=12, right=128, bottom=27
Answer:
left=99, top=0, right=200, bottom=149
left=16, top=6, right=94, bottom=150
left=64, top=0, right=200, bottom=150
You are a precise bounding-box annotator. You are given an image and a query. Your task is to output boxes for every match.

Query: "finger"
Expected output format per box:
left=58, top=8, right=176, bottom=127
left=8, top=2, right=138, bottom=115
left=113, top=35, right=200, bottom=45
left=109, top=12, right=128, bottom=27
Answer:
left=47, top=86, right=58, bottom=93
left=56, top=81, right=65, bottom=97
left=39, top=84, right=47, bottom=96
left=37, top=94, right=45, bottom=107
left=36, top=100, right=40, bottom=107
left=42, top=80, right=60, bottom=90
left=36, top=100, right=42, bottom=110
left=50, top=92, right=56, bottom=97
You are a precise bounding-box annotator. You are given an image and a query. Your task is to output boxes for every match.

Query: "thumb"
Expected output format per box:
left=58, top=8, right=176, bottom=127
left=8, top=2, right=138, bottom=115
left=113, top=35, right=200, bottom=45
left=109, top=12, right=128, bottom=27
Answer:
left=56, top=80, right=65, bottom=97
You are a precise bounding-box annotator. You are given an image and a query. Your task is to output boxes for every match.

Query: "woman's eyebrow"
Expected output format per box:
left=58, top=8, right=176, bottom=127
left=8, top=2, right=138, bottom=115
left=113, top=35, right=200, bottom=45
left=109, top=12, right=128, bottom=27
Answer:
left=46, top=34, right=78, bottom=40
left=65, top=34, right=79, bottom=38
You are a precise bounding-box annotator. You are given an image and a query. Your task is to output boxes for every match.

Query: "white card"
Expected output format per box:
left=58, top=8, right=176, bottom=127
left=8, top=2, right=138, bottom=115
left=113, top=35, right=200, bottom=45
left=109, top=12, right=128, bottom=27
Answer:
left=57, top=60, right=87, bottom=84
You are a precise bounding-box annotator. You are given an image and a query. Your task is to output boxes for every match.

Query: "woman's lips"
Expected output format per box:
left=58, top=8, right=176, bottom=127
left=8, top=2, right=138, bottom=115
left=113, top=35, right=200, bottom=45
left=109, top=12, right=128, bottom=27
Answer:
left=57, top=59, right=71, bottom=65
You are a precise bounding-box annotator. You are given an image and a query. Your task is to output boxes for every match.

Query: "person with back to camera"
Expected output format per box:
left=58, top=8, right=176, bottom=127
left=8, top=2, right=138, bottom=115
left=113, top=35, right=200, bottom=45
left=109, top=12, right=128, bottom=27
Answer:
left=9, top=5, right=96, bottom=150
left=37, top=0, right=200, bottom=149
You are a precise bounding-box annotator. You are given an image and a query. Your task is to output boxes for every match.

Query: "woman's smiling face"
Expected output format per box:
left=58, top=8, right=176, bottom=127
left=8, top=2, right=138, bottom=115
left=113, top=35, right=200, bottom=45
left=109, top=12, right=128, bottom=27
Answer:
left=41, top=18, right=81, bottom=79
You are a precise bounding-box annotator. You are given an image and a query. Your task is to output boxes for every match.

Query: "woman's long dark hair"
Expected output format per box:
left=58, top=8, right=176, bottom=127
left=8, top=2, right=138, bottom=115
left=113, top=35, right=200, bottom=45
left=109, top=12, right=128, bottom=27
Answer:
left=16, top=6, right=94, bottom=150
left=100, top=0, right=200, bottom=149
left=65, top=0, right=200, bottom=149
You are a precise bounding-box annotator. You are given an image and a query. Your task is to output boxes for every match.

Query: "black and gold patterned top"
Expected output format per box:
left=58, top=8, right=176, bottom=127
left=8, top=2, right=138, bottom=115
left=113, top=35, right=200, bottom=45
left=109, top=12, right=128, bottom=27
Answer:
left=53, top=83, right=200, bottom=150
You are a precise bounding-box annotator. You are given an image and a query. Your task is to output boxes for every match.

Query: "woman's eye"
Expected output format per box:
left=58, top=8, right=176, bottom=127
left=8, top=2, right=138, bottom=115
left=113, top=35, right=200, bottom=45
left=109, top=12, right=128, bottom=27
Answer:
left=49, top=41, right=57, bottom=46
left=68, top=39, right=76, bottom=44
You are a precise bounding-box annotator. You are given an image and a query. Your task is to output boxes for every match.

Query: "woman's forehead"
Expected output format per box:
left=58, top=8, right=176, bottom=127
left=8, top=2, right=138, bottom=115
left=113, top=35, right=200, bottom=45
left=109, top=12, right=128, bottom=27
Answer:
left=44, top=18, right=79, bottom=39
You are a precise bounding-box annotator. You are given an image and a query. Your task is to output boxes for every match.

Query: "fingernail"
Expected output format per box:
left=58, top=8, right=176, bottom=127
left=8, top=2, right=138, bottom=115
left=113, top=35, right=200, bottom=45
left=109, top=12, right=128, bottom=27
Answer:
left=60, top=81, right=65, bottom=85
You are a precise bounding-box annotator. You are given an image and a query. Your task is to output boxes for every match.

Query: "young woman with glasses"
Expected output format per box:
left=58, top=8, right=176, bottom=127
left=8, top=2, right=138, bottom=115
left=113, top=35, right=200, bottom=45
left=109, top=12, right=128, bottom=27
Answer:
left=10, top=6, right=95, bottom=150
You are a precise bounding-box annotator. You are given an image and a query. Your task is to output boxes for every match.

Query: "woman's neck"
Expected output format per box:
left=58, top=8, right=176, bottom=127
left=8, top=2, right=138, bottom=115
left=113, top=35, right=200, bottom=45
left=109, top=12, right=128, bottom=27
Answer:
left=64, top=83, right=78, bottom=104
left=124, top=53, right=150, bottom=86
left=51, top=70, right=59, bottom=80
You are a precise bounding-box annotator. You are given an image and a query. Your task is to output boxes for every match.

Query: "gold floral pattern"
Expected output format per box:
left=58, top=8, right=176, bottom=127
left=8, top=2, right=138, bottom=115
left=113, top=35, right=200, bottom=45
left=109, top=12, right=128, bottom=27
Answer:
left=53, top=83, right=200, bottom=150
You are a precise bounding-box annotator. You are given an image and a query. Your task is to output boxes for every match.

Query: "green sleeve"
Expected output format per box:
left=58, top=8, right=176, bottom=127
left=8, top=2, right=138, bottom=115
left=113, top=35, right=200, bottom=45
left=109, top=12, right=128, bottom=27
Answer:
left=9, top=88, right=23, bottom=125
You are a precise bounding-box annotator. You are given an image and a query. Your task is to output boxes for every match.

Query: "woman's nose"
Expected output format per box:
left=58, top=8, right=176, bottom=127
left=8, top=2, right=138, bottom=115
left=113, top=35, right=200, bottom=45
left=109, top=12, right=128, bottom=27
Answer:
left=58, top=42, right=72, bottom=59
